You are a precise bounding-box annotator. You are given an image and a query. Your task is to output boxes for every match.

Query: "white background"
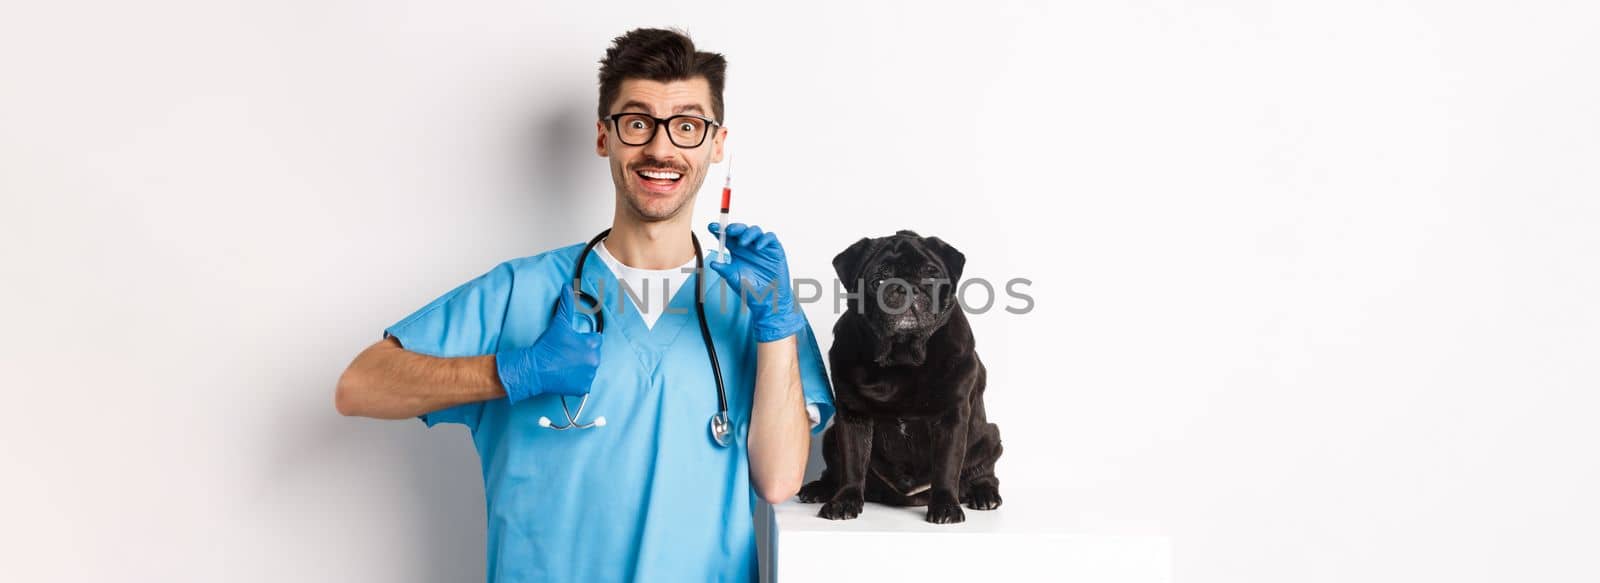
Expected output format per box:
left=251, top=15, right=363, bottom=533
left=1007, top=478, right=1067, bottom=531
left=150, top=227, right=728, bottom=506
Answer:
left=3, top=1, right=1597, bottom=581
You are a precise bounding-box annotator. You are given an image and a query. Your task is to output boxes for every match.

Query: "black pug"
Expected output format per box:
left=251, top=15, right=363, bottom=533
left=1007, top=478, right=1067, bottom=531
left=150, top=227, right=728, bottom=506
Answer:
left=798, top=230, right=1003, bottom=524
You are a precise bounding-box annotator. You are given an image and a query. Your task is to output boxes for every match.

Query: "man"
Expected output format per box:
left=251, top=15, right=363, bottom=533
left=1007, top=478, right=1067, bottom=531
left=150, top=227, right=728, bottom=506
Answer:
left=334, top=28, right=834, bottom=582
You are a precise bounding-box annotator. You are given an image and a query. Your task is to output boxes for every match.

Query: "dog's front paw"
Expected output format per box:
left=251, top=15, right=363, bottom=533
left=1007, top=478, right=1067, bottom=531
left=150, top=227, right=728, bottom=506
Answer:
left=797, top=480, right=833, bottom=504
left=965, top=484, right=1003, bottom=510
left=926, top=501, right=966, bottom=524
left=818, top=494, right=864, bottom=521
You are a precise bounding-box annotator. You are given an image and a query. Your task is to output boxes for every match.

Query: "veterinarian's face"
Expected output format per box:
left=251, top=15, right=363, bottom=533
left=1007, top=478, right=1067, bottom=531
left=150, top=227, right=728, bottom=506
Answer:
left=863, top=238, right=957, bottom=337
left=596, top=78, right=727, bottom=223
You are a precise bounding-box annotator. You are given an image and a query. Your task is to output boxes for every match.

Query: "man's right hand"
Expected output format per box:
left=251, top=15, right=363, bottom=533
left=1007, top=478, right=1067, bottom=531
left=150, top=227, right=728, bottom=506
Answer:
left=495, top=286, right=603, bottom=404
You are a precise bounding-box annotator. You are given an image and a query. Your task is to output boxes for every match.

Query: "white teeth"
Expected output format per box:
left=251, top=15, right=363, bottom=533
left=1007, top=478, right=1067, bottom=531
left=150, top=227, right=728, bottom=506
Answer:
left=640, top=170, right=681, bottom=180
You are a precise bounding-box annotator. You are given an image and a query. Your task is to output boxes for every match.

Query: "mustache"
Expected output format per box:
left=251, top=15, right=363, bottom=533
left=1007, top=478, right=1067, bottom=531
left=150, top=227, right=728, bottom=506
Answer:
left=629, top=157, right=688, bottom=173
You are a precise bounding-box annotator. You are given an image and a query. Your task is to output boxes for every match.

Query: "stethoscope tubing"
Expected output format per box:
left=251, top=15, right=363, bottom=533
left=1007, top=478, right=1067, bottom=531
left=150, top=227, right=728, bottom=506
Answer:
left=545, top=229, right=731, bottom=442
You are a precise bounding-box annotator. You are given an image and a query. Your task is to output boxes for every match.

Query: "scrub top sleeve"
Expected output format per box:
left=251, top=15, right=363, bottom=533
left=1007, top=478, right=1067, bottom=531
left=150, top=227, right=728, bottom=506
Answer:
left=381, top=262, right=518, bottom=431
left=794, top=314, right=835, bottom=434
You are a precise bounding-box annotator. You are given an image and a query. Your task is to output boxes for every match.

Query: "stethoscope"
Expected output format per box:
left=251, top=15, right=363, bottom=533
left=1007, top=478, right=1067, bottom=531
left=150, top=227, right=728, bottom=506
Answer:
left=537, top=228, right=734, bottom=448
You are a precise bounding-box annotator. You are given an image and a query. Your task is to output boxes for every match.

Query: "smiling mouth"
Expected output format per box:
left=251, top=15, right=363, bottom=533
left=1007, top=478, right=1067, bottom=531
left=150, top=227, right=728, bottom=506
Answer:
left=634, top=168, right=684, bottom=191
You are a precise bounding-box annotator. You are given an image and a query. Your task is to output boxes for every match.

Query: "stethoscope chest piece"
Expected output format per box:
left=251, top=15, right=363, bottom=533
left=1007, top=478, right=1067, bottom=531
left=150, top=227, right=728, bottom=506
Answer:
left=710, top=411, right=732, bottom=447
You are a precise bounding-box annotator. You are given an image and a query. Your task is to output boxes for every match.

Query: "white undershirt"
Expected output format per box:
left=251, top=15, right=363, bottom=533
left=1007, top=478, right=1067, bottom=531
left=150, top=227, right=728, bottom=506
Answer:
left=595, top=238, right=821, bottom=429
left=595, top=239, right=696, bottom=330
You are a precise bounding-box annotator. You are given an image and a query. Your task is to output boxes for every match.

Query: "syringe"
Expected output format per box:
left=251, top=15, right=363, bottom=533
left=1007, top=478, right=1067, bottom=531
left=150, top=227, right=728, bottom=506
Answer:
left=715, top=154, right=733, bottom=263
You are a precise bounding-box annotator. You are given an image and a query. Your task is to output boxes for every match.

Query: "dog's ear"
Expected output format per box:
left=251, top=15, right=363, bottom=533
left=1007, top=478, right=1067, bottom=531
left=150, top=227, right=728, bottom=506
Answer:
left=922, top=236, right=966, bottom=283
left=833, top=237, right=878, bottom=284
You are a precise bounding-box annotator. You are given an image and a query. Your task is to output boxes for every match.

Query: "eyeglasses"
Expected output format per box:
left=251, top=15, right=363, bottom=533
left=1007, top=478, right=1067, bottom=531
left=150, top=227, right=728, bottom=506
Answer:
left=603, top=112, right=721, bottom=148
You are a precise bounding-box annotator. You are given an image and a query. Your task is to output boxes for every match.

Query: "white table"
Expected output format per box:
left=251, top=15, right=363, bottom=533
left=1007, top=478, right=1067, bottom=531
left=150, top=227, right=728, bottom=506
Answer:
left=767, top=488, right=1171, bottom=582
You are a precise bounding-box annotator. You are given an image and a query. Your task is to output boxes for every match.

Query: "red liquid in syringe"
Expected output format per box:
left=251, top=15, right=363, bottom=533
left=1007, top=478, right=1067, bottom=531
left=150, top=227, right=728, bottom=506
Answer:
left=715, top=156, right=733, bottom=262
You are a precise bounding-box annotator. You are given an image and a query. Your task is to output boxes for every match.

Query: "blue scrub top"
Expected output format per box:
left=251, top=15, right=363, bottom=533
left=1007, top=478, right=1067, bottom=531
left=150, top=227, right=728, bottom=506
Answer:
left=383, top=242, right=836, bottom=582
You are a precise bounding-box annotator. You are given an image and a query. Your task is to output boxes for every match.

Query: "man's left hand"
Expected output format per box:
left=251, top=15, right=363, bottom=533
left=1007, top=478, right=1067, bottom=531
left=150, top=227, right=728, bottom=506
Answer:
left=706, top=222, right=805, bottom=343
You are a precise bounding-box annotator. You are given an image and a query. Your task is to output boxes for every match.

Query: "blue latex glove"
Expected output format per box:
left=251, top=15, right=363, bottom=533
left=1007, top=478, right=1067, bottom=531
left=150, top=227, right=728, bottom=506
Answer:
left=706, top=222, right=806, bottom=343
left=495, top=285, right=603, bottom=404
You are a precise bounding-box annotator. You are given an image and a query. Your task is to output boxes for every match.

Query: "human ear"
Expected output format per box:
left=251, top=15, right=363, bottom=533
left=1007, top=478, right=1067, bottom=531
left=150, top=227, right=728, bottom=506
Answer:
left=711, top=126, right=728, bottom=163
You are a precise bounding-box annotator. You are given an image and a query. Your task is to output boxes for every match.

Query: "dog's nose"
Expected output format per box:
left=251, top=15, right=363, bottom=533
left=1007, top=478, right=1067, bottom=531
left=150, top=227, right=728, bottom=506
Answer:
left=880, top=283, right=924, bottom=309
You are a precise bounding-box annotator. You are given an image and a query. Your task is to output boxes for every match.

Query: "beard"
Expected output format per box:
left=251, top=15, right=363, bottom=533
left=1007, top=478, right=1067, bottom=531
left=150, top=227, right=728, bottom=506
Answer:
left=620, top=186, right=695, bottom=222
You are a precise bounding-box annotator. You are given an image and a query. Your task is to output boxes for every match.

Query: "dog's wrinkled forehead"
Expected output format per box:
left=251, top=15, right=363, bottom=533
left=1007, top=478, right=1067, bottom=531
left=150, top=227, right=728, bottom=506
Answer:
left=871, top=236, right=939, bottom=273
left=832, top=229, right=967, bottom=285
